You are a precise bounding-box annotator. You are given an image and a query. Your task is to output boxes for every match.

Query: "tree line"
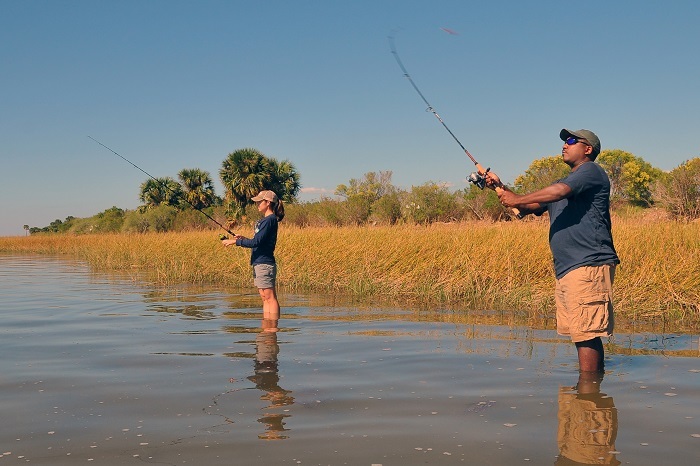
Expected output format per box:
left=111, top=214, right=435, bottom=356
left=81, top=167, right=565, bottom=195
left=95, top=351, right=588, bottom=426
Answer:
left=28, top=148, right=700, bottom=234
left=138, top=147, right=300, bottom=217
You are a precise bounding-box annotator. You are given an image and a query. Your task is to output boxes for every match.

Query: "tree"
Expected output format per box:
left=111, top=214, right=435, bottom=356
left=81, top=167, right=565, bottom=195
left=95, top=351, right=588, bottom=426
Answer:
left=371, top=189, right=403, bottom=224
left=95, top=206, right=126, bottom=232
left=597, top=150, right=662, bottom=206
left=653, top=157, right=700, bottom=220
left=178, top=168, right=218, bottom=209
left=462, top=185, right=505, bottom=221
left=43, top=217, right=75, bottom=233
left=27, top=216, right=75, bottom=234
left=336, top=171, right=394, bottom=200
left=335, top=171, right=396, bottom=225
left=403, top=182, right=457, bottom=224
left=139, top=177, right=183, bottom=208
left=23, top=224, right=29, bottom=236
left=271, top=159, right=301, bottom=203
left=514, top=155, right=570, bottom=193
left=220, top=148, right=273, bottom=218
left=67, top=207, right=126, bottom=234
left=123, top=205, right=178, bottom=233
left=220, top=148, right=300, bottom=219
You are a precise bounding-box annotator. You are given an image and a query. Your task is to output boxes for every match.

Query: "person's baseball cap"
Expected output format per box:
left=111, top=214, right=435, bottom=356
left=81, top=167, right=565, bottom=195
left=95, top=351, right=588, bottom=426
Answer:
left=251, top=190, right=278, bottom=203
left=560, top=128, right=601, bottom=157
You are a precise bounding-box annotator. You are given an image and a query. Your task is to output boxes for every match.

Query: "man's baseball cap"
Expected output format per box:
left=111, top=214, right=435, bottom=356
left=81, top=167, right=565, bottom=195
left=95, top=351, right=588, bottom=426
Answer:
left=560, top=128, right=601, bottom=157
left=251, top=190, right=278, bottom=203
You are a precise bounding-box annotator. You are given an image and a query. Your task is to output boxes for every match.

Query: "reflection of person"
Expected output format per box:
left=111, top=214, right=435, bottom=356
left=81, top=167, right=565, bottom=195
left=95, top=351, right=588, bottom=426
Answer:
left=222, top=190, right=285, bottom=320
left=556, top=372, right=619, bottom=465
left=247, top=318, right=294, bottom=440
left=486, top=129, right=619, bottom=372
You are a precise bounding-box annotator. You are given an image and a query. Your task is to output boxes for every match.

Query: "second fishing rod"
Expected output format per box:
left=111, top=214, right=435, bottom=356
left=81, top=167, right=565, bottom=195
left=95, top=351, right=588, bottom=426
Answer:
left=88, top=136, right=236, bottom=237
left=388, top=35, right=521, bottom=218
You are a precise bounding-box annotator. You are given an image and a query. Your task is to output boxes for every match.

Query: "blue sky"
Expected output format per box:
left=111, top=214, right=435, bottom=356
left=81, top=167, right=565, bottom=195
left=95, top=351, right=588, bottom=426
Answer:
left=2, top=0, right=699, bottom=236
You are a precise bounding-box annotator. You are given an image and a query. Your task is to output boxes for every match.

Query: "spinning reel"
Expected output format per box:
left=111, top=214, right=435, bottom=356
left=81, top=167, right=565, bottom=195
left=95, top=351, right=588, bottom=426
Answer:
left=467, top=167, right=490, bottom=190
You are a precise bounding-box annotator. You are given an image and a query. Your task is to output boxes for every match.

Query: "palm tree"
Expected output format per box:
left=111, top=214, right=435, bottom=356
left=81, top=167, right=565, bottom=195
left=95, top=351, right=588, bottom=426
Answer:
left=220, top=148, right=273, bottom=217
left=271, top=159, right=301, bottom=203
left=220, top=148, right=302, bottom=218
left=178, top=168, right=217, bottom=209
left=139, top=177, right=182, bottom=208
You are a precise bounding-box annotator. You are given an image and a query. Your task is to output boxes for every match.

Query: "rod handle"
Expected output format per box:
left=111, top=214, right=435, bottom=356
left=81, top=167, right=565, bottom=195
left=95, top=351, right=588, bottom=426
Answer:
left=493, top=186, right=523, bottom=219
left=475, top=163, right=523, bottom=219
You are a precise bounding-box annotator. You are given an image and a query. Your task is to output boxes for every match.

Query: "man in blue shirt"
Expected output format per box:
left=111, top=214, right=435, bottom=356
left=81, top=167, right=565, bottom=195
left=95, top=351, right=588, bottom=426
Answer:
left=487, top=129, right=619, bottom=373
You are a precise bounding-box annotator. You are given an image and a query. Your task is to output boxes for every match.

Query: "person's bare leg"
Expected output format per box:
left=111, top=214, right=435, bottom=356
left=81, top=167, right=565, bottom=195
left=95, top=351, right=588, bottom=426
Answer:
left=259, top=287, right=280, bottom=320
left=576, top=337, right=604, bottom=372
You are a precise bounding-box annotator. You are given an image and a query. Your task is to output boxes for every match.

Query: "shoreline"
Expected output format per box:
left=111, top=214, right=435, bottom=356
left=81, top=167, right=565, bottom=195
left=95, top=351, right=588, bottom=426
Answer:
left=1, top=219, right=698, bottom=329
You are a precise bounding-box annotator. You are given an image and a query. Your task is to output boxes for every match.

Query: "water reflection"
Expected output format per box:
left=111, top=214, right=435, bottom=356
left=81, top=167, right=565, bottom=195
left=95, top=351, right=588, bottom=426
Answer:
left=556, top=373, right=619, bottom=465
left=247, top=318, right=294, bottom=440
left=149, top=303, right=217, bottom=319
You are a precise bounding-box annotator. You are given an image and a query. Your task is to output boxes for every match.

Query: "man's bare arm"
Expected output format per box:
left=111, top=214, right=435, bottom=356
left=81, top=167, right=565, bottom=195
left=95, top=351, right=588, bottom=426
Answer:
left=512, top=182, right=572, bottom=205
left=498, top=182, right=572, bottom=215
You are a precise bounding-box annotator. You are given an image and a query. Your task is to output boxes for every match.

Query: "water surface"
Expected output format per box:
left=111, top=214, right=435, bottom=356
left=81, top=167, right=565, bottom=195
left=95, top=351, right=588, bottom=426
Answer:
left=1, top=255, right=698, bottom=465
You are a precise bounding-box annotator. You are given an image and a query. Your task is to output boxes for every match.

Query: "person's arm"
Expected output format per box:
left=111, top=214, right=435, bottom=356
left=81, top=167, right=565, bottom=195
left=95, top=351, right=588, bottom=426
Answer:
left=236, top=219, right=272, bottom=248
left=498, top=183, right=572, bottom=212
left=484, top=171, right=560, bottom=216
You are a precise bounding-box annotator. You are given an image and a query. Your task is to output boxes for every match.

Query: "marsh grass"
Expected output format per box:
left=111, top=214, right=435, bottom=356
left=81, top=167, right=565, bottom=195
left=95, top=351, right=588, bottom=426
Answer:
left=2, top=217, right=698, bottom=327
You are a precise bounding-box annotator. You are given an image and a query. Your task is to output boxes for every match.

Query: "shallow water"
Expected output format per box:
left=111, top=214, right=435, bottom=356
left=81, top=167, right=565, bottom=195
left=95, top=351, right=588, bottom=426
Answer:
left=0, top=255, right=698, bottom=465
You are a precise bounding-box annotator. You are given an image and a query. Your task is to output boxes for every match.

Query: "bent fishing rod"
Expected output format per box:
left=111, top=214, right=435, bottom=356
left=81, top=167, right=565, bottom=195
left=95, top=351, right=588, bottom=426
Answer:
left=88, top=136, right=235, bottom=236
left=388, top=36, right=521, bottom=218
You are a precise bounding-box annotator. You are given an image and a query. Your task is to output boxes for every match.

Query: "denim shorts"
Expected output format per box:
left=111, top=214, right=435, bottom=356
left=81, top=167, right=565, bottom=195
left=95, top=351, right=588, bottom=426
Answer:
left=253, top=263, right=276, bottom=289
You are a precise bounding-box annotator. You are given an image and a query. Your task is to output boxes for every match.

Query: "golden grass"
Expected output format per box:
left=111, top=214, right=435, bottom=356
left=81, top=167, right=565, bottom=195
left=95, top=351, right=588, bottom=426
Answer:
left=2, top=217, right=698, bottom=326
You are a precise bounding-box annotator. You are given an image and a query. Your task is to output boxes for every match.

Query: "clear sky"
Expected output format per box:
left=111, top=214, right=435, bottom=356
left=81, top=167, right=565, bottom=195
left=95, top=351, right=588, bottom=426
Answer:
left=2, top=0, right=699, bottom=236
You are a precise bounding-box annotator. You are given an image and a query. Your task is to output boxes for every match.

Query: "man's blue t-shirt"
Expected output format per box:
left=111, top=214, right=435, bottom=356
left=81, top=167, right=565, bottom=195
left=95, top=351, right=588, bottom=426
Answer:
left=236, top=214, right=278, bottom=265
left=544, top=162, right=620, bottom=279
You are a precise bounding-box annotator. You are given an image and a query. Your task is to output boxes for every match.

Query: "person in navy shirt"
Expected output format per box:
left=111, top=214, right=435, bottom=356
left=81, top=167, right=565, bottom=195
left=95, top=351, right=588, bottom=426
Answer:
left=222, top=190, right=285, bottom=320
left=487, top=129, right=619, bottom=373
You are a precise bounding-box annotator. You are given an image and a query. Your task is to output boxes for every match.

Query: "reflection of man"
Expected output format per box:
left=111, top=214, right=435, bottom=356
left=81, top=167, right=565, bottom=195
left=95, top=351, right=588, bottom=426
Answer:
left=247, top=318, right=294, bottom=440
left=556, top=372, right=620, bottom=465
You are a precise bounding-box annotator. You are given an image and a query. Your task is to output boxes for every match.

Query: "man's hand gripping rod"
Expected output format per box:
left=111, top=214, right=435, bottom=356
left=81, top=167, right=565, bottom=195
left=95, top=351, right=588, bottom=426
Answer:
left=388, top=35, right=521, bottom=218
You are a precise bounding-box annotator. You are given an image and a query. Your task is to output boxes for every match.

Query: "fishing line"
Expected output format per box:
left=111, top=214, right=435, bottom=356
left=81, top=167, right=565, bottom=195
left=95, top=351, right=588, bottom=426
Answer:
left=388, top=34, right=522, bottom=218
left=88, top=136, right=235, bottom=235
left=388, top=34, right=481, bottom=168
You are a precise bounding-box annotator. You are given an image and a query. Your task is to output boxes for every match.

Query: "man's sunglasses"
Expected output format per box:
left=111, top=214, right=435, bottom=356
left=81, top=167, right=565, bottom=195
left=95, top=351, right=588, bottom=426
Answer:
left=565, top=136, right=590, bottom=146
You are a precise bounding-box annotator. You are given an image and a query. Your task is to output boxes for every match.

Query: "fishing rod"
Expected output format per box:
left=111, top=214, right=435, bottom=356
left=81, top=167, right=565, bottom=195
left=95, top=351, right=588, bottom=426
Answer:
left=88, top=136, right=235, bottom=237
left=388, top=35, right=521, bottom=218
